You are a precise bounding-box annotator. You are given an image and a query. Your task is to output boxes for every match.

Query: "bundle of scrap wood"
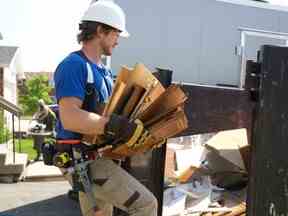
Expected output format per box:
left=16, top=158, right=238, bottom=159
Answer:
left=86, top=63, right=188, bottom=158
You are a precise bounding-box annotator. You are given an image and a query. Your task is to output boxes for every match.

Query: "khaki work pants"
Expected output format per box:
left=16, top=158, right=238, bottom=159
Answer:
left=64, top=158, right=158, bottom=216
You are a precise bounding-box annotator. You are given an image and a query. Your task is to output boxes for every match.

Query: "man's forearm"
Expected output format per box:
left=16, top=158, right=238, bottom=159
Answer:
left=62, top=108, right=108, bottom=135
left=59, top=97, right=109, bottom=136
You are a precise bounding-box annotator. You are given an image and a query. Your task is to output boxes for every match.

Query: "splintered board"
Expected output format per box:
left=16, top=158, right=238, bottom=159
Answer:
left=148, top=107, right=188, bottom=138
left=103, top=63, right=165, bottom=117
left=122, top=85, right=146, bottom=117
left=103, top=66, right=132, bottom=116
left=103, top=81, right=126, bottom=116
left=138, top=84, right=188, bottom=124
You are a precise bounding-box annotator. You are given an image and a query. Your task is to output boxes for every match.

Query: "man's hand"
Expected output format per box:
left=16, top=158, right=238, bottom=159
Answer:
left=103, top=114, right=151, bottom=148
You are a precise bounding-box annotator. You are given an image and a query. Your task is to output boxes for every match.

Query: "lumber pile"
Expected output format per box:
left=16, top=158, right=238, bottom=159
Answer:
left=85, top=63, right=188, bottom=158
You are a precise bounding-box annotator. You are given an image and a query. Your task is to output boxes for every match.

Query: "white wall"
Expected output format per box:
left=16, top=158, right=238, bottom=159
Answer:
left=2, top=48, right=22, bottom=131
left=112, top=0, right=288, bottom=86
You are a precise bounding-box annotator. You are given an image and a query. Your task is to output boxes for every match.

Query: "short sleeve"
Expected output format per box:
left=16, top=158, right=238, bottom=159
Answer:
left=54, top=59, right=87, bottom=102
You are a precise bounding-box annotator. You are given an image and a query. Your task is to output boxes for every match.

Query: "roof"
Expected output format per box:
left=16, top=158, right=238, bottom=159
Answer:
left=0, top=46, right=18, bottom=67
left=217, top=0, right=288, bottom=12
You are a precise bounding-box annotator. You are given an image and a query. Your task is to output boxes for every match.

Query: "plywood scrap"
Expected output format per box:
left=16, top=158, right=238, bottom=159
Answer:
left=138, top=84, right=187, bottom=123
left=103, top=81, right=126, bottom=116
left=135, top=82, right=166, bottom=115
left=148, top=108, right=188, bottom=139
left=103, top=66, right=131, bottom=114
left=129, top=79, right=159, bottom=119
left=128, top=63, right=161, bottom=89
left=122, top=85, right=146, bottom=117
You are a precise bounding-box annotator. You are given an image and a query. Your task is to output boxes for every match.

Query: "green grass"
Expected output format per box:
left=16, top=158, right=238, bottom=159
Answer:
left=16, top=138, right=37, bottom=161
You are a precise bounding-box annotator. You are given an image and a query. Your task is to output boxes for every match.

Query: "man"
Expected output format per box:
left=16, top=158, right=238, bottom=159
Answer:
left=54, top=1, right=158, bottom=216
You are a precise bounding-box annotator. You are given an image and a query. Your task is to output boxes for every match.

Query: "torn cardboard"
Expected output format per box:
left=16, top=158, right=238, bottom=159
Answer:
left=206, top=129, right=249, bottom=171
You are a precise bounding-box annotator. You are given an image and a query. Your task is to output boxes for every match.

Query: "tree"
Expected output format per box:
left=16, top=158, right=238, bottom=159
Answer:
left=18, top=75, right=53, bottom=116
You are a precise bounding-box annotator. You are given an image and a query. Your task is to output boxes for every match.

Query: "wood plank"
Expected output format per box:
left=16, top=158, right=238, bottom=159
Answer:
left=122, top=85, right=146, bottom=117
left=148, top=108, right=188, bottom=139
left=126, top=64, right=165, bottom=119
left=138, top=84, right=187, bottom=124
left=127, top=63, right=161, bottom=89
left=134, top=82, right=166, bottom=116
left=106, top=63, right=165, bottom=120
left=103, top=81, right=126, bottom=116
left=103, top=66, right=132, bottom=116
left=129, top=80, right=158, bottom=119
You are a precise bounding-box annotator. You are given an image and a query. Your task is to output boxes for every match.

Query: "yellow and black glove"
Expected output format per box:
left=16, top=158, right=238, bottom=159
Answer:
left=104, top=114, right=150, bottom=149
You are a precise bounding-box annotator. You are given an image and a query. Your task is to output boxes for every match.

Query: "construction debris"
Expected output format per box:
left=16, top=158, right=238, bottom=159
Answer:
left=163, top=131, right=249, bottom=216
left=206, top=129, right=249, bottom=171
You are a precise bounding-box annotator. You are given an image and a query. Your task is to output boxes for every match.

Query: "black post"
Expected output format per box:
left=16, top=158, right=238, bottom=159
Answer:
left=247, top=45, right=288, bottom=215
left=151, top=68, right=173, bottom=216
left=18, top=117, right=21, bottom=153
left=12, top=114, right=15, bottom=164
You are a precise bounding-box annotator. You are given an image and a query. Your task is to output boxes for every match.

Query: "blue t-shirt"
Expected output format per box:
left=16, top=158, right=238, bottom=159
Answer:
left=54, top=51, right=113, bottom=139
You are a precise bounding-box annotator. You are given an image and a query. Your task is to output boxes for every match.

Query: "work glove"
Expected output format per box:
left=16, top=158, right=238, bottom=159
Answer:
left=103, top=114, right=151, bottom=149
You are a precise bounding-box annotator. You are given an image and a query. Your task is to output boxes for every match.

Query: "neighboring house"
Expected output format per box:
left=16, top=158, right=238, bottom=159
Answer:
left=0, top=46, right=24, bottom=128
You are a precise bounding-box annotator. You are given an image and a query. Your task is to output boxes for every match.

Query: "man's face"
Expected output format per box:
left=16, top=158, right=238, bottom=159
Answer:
left=99, top=29, right=120, bottom=56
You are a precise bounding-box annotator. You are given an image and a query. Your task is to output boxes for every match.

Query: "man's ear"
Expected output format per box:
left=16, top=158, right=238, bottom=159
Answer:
left=96, top=25, right=104, bottom=38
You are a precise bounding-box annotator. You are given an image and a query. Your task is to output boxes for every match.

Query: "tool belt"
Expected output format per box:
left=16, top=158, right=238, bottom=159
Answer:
left=44, top=139, right=100, bottom=211
left=42, top=139, right=100, bottom=168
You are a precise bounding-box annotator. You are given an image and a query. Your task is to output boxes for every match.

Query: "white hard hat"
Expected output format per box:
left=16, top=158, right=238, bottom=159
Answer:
left=81, top=0, right=129, bottom=37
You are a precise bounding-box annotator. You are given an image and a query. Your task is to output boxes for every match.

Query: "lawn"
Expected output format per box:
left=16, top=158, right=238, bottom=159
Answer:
left=16, top=138, right=37, bottom=161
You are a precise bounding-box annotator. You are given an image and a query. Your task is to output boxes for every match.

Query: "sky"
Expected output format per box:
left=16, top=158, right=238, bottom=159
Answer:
left=0, top=0, right=91, bottom=72
left=269, top=0, right=288, bottom=5
left=0, top=0, right=288, bottom=72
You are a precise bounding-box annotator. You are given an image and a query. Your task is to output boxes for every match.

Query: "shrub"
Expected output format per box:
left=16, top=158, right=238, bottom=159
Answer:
left=18, top=75, right=53, bottom=116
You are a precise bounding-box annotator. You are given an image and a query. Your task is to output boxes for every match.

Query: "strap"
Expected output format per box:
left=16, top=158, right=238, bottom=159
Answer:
left=75, top=50, right=94, bottom=84
left=74, top=50, right=113, bottom=97
left=86, top=63, right=94, bottom=84
left=56, top=140, right=82, bottom=145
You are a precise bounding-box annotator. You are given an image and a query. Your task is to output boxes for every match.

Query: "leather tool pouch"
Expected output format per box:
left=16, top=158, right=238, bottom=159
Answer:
left=42, top=139, right=57, bottom=166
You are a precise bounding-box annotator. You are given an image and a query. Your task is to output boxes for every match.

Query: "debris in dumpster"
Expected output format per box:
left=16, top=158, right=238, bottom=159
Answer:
left=163, top=132, right=248, bottom=216
left=206, top=129, right=249, bottom=171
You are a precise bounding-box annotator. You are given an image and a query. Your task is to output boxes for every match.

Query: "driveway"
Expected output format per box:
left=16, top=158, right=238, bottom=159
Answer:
left=0, top=181, right=81, bottom=216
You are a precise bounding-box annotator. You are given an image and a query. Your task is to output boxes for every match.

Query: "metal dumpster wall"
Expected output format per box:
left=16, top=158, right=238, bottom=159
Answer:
left=247, top=45, right=288, bottom=216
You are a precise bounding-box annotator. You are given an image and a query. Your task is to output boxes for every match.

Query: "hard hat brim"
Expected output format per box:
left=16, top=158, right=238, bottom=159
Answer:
left=120, top=30, right=129, bottom=38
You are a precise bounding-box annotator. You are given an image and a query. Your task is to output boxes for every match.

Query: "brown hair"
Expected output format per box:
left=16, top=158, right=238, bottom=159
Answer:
left=77, top=21, right=116, bottom=43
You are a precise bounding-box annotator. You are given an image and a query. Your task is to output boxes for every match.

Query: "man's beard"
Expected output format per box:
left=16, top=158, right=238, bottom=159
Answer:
left=102, top=46, right=112, bottom=56
left=103, top=50, right=112, bottom=56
